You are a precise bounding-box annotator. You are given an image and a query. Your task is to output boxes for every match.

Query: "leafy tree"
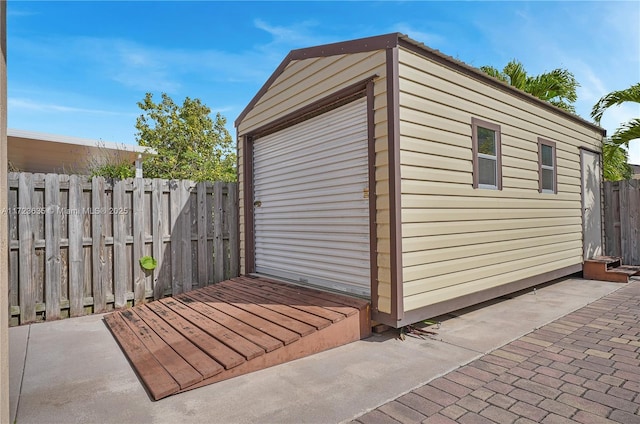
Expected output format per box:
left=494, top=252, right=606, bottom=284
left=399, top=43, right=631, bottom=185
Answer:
left=136, top=93, right=236, bottom=182
left=480, top=60, right=579, bottom=113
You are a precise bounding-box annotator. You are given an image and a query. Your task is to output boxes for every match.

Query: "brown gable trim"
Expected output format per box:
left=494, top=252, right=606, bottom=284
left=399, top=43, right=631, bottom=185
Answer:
left=386, top=46, right=404, bottom=324
left=235, top=33, right=401, bottom=128
left=247, top=75, right=377, bottom=139
left=397, top=37, right=606, bottom=137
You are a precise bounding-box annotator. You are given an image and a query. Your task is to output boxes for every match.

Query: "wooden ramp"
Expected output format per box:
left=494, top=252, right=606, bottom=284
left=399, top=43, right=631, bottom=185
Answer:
left=104, top=276, right=371, bottom=400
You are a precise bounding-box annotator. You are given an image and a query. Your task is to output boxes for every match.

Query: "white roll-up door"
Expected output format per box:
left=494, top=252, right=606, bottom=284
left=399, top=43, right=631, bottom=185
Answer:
left=253, top=98, right=371, bottom=296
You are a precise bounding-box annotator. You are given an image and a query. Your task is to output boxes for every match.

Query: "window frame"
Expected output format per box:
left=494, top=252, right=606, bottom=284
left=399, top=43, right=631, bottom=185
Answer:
left=471, top=118, right=502, bottom=190
left=538, top=138, right=557, bottom=194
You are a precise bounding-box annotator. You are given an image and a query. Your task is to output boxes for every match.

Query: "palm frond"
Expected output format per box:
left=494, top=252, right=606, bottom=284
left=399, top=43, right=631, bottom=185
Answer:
left=591, top=83, right=640, bottom=124
left=610, top=118, right=640, bottom=146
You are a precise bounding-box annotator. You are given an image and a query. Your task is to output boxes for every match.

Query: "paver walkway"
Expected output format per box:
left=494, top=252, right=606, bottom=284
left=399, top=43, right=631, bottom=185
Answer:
left=352, top=280, right=640, bottom=424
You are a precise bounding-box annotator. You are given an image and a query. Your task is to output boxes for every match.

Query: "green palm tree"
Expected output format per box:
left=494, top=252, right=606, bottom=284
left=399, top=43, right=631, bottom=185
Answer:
left=480, top=60, right=579, bottom=113
left=591, top=83, right=640, bottom=147
left=591, top=83, right=639, bottom=181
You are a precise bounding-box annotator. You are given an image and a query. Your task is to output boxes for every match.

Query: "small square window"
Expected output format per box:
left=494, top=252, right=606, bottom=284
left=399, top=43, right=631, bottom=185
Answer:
left=472, top=118, right=502, bottom=190
left=538, top=139, right=557, bottom=194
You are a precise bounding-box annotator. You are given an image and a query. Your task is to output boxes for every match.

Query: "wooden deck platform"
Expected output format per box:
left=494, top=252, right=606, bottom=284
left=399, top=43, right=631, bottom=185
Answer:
left=103, top=276, right=371, bottom=400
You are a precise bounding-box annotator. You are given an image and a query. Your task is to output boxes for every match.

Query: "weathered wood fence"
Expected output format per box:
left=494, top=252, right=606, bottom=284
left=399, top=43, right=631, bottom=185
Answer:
left=604, top=179, right=640, bottom=265
left=7, top=173, right=238, bottom=326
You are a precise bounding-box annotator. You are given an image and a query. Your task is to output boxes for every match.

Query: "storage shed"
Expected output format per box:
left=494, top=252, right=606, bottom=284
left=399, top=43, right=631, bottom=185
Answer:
left=235, top=33, right=605, bottom=328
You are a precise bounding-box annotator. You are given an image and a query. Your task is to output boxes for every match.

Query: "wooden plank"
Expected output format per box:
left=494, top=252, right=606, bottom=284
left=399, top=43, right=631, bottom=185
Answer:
left=226, top=278, right=349, bottom=322
left=160, top=297, right=265, bottom=361
left=145, top=301, right=245, bottom=370
left=181, top=180, right=192, bottom=292
left=231, top=277, right=356, bottom=318
left=176, top=292, right=283, bottom=352
left=91, top=177, right=107, bottom=313
left=200, top=285, right=318, bottom=336
left=246, top=275, right=370, bottom=310
left=134, top=305, right=224, bottom=379
left=185, top=290, right=300, bottom=345
left=216, top=284, right=333, bottom=329
left=113, top=180, right=127, bottom=308
left=68, top=175, right=84, bottom=317
left=214, top=181, right=224, bottom=283
left=152, top=179, right=165, bottom=300
left=227, top=182, right=240, bottom=278
left=170, top=181, right=183, bottom=295
left=119, top=309, right=204, bottom=389
left=103, top=312, right=180, bottom=400
left=18, top=173, right=36, bottom=323
left=44, top=174, right=61, bottom=320
left=132, top=178, right=145, bottom=305
left=196, top=182, right=208, bottom=287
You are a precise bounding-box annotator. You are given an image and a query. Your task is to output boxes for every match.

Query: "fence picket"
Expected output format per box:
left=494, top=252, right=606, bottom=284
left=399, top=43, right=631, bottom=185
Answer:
left=132, top=178, right=145, bottom=305
left=152, top=178, right=165, bottom=299
left=91, top=177, right=107, bottom=313
left=214, top=181, right=224, bottom=283
left=68, top=175, right=84, bottom=317
left=197, top=182, right=208, bottom=288
left=181, top=180, right=192, bottom=293
left=113, top=180, right=127, bottom=308
left=44, top=174, right=61, bottom=320
left=18, top=173, right=36, bottom=323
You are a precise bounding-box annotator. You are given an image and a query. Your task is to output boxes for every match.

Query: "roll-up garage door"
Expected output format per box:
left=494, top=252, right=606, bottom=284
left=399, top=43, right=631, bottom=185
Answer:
left=253, top=98, right=371, bottom=296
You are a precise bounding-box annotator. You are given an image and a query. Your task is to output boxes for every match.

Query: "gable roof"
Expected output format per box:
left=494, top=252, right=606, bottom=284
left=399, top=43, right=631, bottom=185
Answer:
left=235, top=33, right=605, bottom=136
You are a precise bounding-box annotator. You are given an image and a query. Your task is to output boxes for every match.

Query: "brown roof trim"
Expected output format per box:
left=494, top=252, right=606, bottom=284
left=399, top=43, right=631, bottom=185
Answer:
left=397, top=36, right=605, bottom=136
left=235, top=33, right=401, bottom=128
left=236, top=32, right=605, bottom=136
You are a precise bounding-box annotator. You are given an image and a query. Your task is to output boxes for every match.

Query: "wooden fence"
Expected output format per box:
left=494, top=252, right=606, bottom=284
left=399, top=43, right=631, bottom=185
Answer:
left=604, top=179, right=640, bottom=265
left=7, top=173, right=238, bottom=326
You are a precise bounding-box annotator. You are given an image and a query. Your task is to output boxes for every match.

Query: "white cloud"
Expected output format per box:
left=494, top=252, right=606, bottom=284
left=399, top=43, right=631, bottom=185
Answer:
left=9, top=97, right=134, bottom=116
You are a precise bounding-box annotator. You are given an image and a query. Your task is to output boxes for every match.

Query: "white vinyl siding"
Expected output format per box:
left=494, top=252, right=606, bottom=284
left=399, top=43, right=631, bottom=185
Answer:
left=397, top=46, right=602, bottom=312
left=252, top=99, right=371, bottom=296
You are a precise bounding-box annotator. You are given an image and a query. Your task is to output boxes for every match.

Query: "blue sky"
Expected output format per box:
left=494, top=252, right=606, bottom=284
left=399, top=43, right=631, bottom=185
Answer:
left=7, top=1, right=640, bottom=161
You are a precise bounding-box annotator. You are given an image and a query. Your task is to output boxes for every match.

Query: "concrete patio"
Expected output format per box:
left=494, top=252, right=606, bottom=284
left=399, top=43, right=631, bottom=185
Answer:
left=9, top=277, right=628, bottom=424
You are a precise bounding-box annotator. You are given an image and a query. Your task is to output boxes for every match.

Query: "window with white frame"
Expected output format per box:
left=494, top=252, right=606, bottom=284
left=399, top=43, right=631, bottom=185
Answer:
left=472, top=118, right=502, bottom=190
left=538, top=138, right=557, bottom=194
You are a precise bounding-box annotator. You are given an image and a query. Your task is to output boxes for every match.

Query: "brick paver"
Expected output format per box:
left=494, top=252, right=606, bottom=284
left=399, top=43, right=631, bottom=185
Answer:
left=353, top=281, right=640, bottom=423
